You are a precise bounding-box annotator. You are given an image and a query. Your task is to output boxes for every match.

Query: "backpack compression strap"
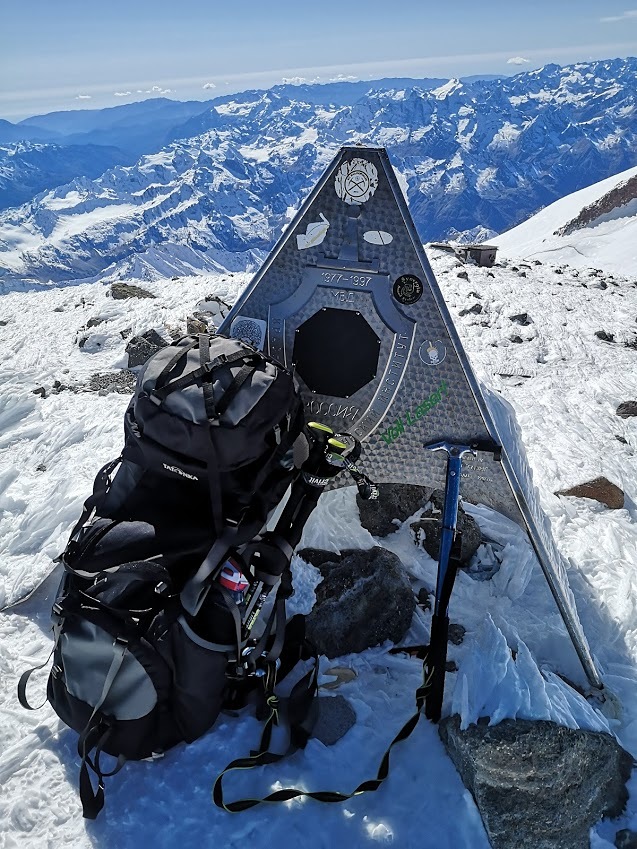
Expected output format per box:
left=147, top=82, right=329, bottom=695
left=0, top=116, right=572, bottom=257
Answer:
left=212, top=653, right=434, bottom=813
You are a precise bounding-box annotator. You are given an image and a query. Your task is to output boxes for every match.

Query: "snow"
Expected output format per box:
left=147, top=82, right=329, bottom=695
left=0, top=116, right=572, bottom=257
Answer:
left=1, top=207, right=637, bottom=845
left=495, top=164, right=637, bottom=275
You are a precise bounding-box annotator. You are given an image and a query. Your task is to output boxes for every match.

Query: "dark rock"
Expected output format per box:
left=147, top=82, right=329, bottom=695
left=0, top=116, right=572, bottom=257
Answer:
left=448, top=623, right=466, bottom=645
left=595, top=330, right=615, bottom=342
left=616, top=435, right=629, bottom=444
left=120, top=328, right=132, bottom=339
left=509, top=313, right=533, bottom=326
left=125, top=329, right=168, bottom=368
left=312, top=696, right=357, bottom=745
left=556, top=477, right=624, bottom=509
left=85, top=371, right=137, bottom=394
left=439, top=716, right=633, bottom=849
left=32, top=387, right=46, bottom=398
left=86, top=317, right=104, bottom=328
left=625, top=338, right=637, bottom=350
left=445, top=660, right=458, bottom=672
left=468, top=291, right=482, bottom=299
left=36, top=464, right=47, bottom=472
left=459, top=302, right=483, bottom=316
left=417, top=587, right=431, bottom=610
left=616, top=829, right=637, bottom=849
left=517, top=271, right=527, bottom=277
left=0, top=319, right=9, bottom=326
left=510, top=335, right=524, bottom=344
left=457, top=270, right=469, bottom=280
left=53, top=306, right=64, bottom=313
left=77, top=335, right=88, bottom=349
left=617, top=401, right=637, bottom=419
left=110, top=282, right=156, bottom=300
left=304, top=547, right=416, bottom=658
left=410, top=497, right=482, bottom=565
left=357, top=483, right=430, bottom=537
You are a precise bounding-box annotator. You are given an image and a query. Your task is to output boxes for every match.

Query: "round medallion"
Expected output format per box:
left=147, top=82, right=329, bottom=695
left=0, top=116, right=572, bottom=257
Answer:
left=419, top=340, right=447, bottom=366
left=334, top=158, right=379, bottom=206
left=393, top=274, right=423, bottom=305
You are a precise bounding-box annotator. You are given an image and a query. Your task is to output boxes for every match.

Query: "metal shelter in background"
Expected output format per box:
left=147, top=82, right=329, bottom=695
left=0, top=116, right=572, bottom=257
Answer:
left=219, top=145, right=603, bottom=692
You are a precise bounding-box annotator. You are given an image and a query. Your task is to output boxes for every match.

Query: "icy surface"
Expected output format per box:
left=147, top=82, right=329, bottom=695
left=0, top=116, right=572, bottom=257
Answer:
left=1, top=209, right=637, bottom=845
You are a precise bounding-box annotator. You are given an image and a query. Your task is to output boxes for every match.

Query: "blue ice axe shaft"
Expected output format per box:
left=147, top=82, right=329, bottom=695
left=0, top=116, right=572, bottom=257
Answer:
left=424, top=441, right=475, bottom=722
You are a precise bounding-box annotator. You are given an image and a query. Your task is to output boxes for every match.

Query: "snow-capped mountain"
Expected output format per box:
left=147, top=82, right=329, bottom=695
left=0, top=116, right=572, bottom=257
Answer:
left=494, top=164, right=637, bottom=275
left=1, top=57, right=636, bottom=287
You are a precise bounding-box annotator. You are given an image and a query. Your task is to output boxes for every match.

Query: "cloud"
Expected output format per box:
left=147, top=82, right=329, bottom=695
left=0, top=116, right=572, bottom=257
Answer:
left=135, top=85, right=173, bottom=95
left=113, top=91, right=132, bottom=97
left=202, top=82, right=216, bottom=90
left=600, top=9, right=637, bottom=22
left=75, top=94, right=92, bottom=100
left=507, top=56, right=531, bottom=65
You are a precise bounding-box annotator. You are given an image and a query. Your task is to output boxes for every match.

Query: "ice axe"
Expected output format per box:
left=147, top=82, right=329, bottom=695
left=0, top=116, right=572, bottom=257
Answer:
left=423, top=439, right=499, bottom=722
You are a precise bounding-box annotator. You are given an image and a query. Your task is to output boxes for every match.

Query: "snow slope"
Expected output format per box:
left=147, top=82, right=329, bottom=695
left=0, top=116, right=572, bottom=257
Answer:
left=495, top=164, right=637, bottom=275
left=1, top=239, right=636, bottom=846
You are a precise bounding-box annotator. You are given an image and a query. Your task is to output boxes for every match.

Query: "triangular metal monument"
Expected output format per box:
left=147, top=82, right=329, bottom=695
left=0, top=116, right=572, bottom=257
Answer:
left=219, top=145, right=603, bottom=694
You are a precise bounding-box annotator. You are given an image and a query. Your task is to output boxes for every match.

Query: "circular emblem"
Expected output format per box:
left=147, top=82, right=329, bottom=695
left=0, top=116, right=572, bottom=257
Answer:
left=334, top=158, right=379, bottom=205
left=419, top=340, right=447, bottom=366
left=393, top=274, right=423, bottom=305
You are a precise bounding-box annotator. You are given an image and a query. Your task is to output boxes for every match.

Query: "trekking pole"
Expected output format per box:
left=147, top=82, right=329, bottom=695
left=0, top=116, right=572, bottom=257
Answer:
left=241, top=423, right=377, bottom=637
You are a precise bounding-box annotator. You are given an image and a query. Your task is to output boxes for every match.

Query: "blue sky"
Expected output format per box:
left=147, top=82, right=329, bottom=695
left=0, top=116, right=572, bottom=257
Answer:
left=2, top=0, right=637, bottom=120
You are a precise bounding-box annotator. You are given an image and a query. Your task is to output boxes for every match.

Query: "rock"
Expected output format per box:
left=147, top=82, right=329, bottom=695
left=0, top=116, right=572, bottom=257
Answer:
left=0, top=319, right=9, bottom=325
left=459, top=302, right=483, bottom=316
left=509, top=313, right=532, bottom=326
left=410, top=496, right=482, bottom=565
left=85, top=371, right=137, bottom=394
left=457, top=270, right=469, bottom=280
left=86, top=317, right=104, bottom=328
left=439, top=716, right=633, bottom=849
left=595, top=330, right=615, bottom=342
left=32, top=386, right=46, bottom=398
left=556, top=477, right=624, bottom=510
left=36, top=464, right=47, bottom=472
left=110, top=282, right=156, bottom=300
left=616, top=435, right=629, bottom=444
left=448, top=623, right=466, bottom=645
left=126, top=330, right=169, bottom=368
left=186, top=315, right=209, bottom=334
left=616, top=829, right=637, bottom=849
left=510, top=335, right=524, bottom=344
left=617, top=401, right=637, bottom=419
left=304, top=547, right=416, bottom=658
left=356, top=483, right=430, bottom=537
left=312, top=696, right=357, bottom=745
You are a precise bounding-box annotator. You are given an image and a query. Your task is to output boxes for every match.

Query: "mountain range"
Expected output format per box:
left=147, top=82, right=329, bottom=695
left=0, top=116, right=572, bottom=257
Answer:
left=0, top=57, right=635, bottom=287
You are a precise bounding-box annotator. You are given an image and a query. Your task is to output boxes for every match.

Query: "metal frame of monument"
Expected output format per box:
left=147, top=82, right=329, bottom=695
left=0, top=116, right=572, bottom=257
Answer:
left=219, top=145, right=603, bottom=693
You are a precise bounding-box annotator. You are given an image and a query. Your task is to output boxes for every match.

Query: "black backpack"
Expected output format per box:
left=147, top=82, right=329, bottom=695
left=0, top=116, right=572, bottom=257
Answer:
left=20, top=332, right=316, bottom=818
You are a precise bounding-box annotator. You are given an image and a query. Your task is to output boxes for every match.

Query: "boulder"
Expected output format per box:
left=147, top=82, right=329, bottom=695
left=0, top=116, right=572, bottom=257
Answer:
left=556, top=477, right=624, bottom=510
left=110, top=282, right=156, bottom=300
left=302, top=546, right=416, bottom=658
left=440, top=716, right=633, bottom=849
left=356, top=483, right=430, bottom=537
left=126, top=329, right=169, bottom=368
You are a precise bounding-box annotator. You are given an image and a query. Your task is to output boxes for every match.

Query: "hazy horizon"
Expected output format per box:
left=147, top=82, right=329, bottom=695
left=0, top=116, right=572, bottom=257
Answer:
left=3, top=0, right=637, bottom=121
